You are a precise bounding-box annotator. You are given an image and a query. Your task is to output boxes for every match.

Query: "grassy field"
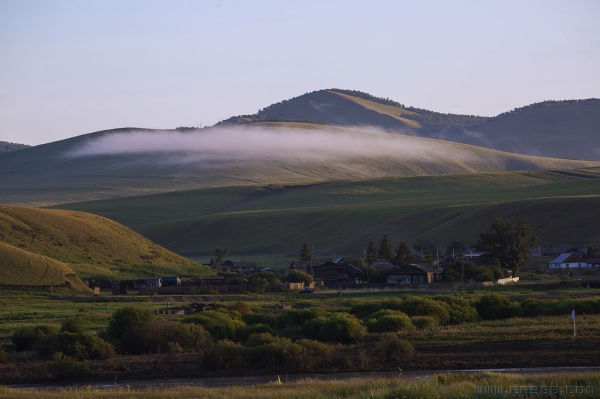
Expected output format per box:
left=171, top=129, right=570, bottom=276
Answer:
left=0, top=206, right=213, bottom=282
left=2, top=372, right=600, bottom=398
left=57, top=167, right=600, bottom=261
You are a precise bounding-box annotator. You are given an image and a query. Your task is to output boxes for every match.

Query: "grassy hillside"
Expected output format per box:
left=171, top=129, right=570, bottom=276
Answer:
left=0, top=242, right=90, bottom=291
left=0, top=206, right=213, bottom=281
left=57, top=167, right=600, bottom=262
left=474, top=99, right=600, bottom=160
left=1, top=124, right=598, bottom=207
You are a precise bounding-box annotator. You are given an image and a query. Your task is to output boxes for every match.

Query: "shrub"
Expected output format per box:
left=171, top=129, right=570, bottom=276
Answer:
left=435, top=296, right=479, bottom=324
left=375, top=333, right=415, bottom=364
left=228, top=301, right=252, bottom=315
left=475, top=294, right=522, bottom=320
left=247, top=337, right=304, bottom=370
left=60, top=318, right=86, bottom=334
left=400, top=298, right=450, bottom=324
left=283, top=270, right=313, bottom=284
left=368, top=314, right=415, bottom=333
left=242, top=313, right=278, bottom=329
left=107, top=307, right=155, bottom=341
left=238, top=324, right=278, bottom=341
left=182, top=310, right=245, bottom=340
left=51, top=352, right=91, bottom=379
left=278, top=309, right=324, bottom=328
left=319, top=313, right=367, bottom=343
left=411, top=316, right=439, bottom=329
left=296, top=339, right=334, bottom=370
left=302, top=317, right=327, bottom=340
left=12, top=325, right=59, bottom=351
left=35, top=332, right=115, bottom=360
left=246, top=332, right=278, bottom=347
left=205, top=340, right=247, bottom=370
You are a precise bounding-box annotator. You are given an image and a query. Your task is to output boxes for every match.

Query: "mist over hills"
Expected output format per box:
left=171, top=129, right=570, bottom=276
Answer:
left=222, top=90, right=600, bottom=160
left=1, top=123, right=599, bottom=206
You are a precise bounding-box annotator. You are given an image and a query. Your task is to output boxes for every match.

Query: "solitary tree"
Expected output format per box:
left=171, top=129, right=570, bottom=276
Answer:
left=475, top=217, right=537, bottom=276
left=378, top=234, right=395, bottom=261
left=299, top=242, right=312, bottom=261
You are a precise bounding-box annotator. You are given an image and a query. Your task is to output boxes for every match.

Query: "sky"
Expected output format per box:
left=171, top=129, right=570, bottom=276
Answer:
left=1, top=0, right=599, bottom=145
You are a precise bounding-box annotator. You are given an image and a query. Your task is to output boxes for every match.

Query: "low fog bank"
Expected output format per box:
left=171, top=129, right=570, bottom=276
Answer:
left=64, top=125, right=476, bottom=165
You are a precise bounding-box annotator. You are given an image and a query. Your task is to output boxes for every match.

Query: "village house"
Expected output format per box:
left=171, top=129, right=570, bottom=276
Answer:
left=586, top=258, right=600, bottom=267
left=289, top=259, right=321, bottom=274
left=313, top=261, right=364, bottom=285
left=548, top=253, right=586, bottom=269
left=369, top=259, right=394, bottom=271
left=387, top=263, right=443, bottom=284
left=543, top=244, right=577, bottom=257
left=222, top=260, right=259, bottom=272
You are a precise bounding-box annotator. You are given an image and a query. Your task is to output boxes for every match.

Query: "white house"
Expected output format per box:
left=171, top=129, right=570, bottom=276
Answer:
left=548, top=253, right=586, bottom=269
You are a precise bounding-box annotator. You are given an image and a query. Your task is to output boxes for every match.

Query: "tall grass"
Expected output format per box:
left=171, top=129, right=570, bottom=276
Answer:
left=1, top=373, right=599, bottom=398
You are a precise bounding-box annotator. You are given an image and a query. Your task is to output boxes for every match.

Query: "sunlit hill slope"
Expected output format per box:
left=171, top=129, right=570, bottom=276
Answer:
left=0, top=206, right=213, bottom=284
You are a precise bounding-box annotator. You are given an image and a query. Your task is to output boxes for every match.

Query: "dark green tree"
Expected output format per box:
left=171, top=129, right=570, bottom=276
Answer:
left=475, top=217, right=538, bottom=276
left=299, top=242, right=312, bottom=261
left=586, top=246, right=596, bottom=259
left=412, top=239, right=436, bottom=254
left=424, top=251, right=434, bottom=265
left=394, top=242, right=413, bottom=266
left=366, top=240, right=379, bottom=264
left=378, top=234, right=395, bottom=261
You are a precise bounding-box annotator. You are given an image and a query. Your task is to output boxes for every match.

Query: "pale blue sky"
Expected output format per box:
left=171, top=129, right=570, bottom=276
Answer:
left=1, top=0, right=599, bottom=145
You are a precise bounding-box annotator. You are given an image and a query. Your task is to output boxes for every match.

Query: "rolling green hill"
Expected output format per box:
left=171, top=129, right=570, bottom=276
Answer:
left=1, top=123, right=598, bottom=207
left=57, top=167, right=600, bottom=262
left=0, top=242, right=90, bottom=291
left=0, top=206, right=213, bottom=282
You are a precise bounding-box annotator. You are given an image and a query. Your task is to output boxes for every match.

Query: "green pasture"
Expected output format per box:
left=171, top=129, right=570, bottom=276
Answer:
left=57, top=168, right=600, bottom=260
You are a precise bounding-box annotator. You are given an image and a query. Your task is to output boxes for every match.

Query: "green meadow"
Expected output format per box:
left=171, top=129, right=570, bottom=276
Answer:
left=57, top=167, right=600, bottom=260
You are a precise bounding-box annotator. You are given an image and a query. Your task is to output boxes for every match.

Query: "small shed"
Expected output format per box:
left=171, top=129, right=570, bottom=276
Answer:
left=162, top=276, right=182, bottom=287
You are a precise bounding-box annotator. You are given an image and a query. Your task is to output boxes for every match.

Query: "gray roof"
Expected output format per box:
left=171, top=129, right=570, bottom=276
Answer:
left=549, top=253, right=583, bottom=263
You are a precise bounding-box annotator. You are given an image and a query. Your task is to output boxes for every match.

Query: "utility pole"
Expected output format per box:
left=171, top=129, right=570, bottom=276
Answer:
left=572, top=309, right=577, bottom=340
left=461, top=257, right=464, bottom=300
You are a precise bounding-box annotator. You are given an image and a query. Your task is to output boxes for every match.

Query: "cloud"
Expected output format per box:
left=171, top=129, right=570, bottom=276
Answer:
left=64, top=125, right=471, bottom=165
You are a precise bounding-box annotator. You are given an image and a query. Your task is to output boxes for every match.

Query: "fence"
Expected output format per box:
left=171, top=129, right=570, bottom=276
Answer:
left=137, top=282, right=304, bottom=295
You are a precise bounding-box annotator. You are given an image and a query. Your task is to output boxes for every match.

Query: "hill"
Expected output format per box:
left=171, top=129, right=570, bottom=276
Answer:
left=1, top=123, right=599, bottom=207
left=472, top=99, right=600, bottom=160
left=0, top=242, right=90, bottom=291
left=57, top=167, right=600, bottom=261
left=0, top=141, right=30, bottom=153
left=0, top=206, right=213, bottom=282
left=221, top=90, right=600, bottom=160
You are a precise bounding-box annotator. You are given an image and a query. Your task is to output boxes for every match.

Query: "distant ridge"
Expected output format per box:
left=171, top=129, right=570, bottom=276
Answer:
left=219, top=89, right=600, bottom=160
left=0, top=141, right=30, bottom=153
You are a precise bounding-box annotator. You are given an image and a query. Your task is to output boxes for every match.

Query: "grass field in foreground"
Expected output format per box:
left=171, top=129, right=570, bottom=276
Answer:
left=57, top=168, right=600, bottom=261
left=1, top=372, right=599, bottom=398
